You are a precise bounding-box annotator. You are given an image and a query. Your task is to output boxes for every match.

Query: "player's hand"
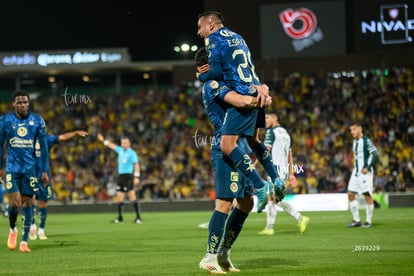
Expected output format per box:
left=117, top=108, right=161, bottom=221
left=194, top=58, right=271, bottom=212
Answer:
left=77, top=131, right=88, bottom=137
left=134, top=177, right=140, bottom=186
left=265, top=95, right=272, bottom=107
left=361, top=168, right=368, bottom=174
left=197, top=64, right=210, bottom=74
left=97, top=133, right=104, bottom=142
left=41, top=172, right=49, bottom=187
left=289, top=174, right=297, bottom=188
left=0, top=169, right=4, bottom=178
left=254, top=84, right=270, bottom=108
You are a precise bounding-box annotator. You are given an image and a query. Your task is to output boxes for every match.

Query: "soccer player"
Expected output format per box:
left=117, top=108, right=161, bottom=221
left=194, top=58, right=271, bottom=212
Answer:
left=258, top=113, right=310, bottom=235
left=30, top=130, right=88, bottom=240
left=0, top=90, right=50, bottom=252
left=347, top=122, right=379, bottom=228
left=196, top=47, right=272, bottom=274
left=197, top=11, right=286, bottom=205
left=97, top=133, right=142, bottom=224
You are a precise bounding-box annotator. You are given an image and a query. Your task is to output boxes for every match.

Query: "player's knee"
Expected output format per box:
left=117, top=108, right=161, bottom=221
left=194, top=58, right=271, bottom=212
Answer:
left=220, top=143, right=233, bottom=155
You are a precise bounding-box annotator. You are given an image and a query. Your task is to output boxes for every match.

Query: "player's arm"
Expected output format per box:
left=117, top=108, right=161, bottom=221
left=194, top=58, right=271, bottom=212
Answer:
left=197, top=58, right=223, bottom=82
left=58, top=130, right=88, bottom=141
left=133, top=162, right=140, bottom=185
left=97, top=133, right=116, bottom=150
left=223, top=85, right=271, bottom=109
left=0, top=118, right=5, bottom=177
left=288, top=148, right=297, bottom=187
left=38, top=119, right=50, bottom=186
left=364, top=150, right=379, bottom=172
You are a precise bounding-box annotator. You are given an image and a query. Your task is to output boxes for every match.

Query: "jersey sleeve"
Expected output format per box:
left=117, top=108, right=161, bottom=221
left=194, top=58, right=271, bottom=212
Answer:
left=0, top=116, right=5, bottom=169
left=38, top=116, right=50, bottom=173
left=264, top=128, right=275, bottom=148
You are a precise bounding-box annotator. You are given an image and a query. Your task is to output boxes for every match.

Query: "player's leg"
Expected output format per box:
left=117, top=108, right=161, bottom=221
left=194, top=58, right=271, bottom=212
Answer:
left=217, top=196, right=252, bottom=272
left=200, top=154, right=233, bottom=274
left=220, top=108, right=265, bottom=190
left=6, top=173, right=21, bottom=250
left=115, top=191, right=126, bottom=223
left=19, top=173, right=39, bottom=252
left=112, top=176, right=126, bottom=223
left=259, top=195, right=277, bottom=235
left=37, top=200, right=48, bottom=239
left=347, top=173, right=361, bottom=227
left=248, top=109, right=279, bottom=183
left=128, top=189, right=142, bottom=223
left=19, top=194, right=34, bottom=252
left=361, top=173, right=375, bottom=228
left=30, top=195, right=37, bottom=240
left=278, top=200, right=310, bottom=233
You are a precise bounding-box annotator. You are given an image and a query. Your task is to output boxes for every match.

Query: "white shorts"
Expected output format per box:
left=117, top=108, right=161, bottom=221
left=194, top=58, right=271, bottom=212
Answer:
left=347, top=169, right=374, bottom=195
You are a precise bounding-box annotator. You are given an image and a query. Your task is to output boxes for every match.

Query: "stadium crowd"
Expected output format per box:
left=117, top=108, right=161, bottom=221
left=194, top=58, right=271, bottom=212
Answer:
left=1, top=67, right=412, bottom=203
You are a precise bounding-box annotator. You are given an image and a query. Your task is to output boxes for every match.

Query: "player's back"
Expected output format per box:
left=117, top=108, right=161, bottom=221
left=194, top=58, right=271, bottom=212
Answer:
left=208, top=27, right=261, bottom=95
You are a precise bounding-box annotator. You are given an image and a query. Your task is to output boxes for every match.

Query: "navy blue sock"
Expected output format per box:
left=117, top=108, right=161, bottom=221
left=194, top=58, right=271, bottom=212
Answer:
left=39, top=207, right=47, bottom=229
left=22, top=206, right=32, bottom=242
left=221, top=208, right=248, bottom=250
left=207, top=211, right=228, bottom=254
left=228, top=147, right=264, bottom=189
left=253, top=142, right=278, bottom=182
left=31, top=205, right=36, bottom=225
left=8, top=206, right=18, bottom=229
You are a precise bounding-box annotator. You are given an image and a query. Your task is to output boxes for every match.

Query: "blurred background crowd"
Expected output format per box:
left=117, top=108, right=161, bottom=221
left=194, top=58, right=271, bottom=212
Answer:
left=1, top=67, right=412, bottom=204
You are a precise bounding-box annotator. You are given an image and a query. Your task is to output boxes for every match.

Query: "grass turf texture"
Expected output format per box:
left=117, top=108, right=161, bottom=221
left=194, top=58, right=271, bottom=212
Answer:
left=0, top=208, right=412, bottom=275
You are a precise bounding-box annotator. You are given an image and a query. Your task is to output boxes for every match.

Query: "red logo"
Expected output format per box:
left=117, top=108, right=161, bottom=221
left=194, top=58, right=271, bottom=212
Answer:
left=279, top=8, right=318, bottom=40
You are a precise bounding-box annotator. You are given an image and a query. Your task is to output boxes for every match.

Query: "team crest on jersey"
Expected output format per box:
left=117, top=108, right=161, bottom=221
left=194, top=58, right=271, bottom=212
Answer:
left=6, top=174, right=12, bottom=189
left=230, top=182, right=239, bottom=193
left=29, top=120, right=34, bottom=125
left=230, top=171, right=239, bottom=182
left=219, top=29, right=235, bottom=37
left=209, top=81, right=219, bottom=89
left=17, top=126, right=27, bottom=137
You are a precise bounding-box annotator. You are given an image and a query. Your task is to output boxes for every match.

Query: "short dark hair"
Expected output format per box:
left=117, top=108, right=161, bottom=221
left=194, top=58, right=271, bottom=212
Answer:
left=12, top=90, right=30, bottom=102
left=194, top=47, right=208, bottom=67
left=198, top=11, right=225, bottom=25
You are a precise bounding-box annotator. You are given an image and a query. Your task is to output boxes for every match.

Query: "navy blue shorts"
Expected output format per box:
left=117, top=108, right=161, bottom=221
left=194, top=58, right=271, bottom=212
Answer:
left=35, top=182, right=54, bottom=201
left=211, top=148, right=253, bottom=199
left=221, top=107, right=259, bottom=137
left=5, top=172, right=38, bottom=196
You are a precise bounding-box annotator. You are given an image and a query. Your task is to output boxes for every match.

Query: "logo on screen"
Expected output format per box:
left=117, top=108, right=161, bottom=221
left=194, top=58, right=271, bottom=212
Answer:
left=279, top=8, right=324, bottom=52
left=360, top=4, right=413, bottom=45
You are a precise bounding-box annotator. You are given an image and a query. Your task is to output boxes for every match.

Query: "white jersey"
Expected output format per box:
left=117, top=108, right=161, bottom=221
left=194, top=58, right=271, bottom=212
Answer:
left=352, top=135, right=377, bottom=176
left=264, top=126, right=291, bottom=179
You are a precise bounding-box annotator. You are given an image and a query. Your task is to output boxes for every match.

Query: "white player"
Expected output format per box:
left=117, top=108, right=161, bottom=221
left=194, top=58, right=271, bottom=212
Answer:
left=346, top=122, right=379, bottom=228
left=258, top=113, right=310, bottom=235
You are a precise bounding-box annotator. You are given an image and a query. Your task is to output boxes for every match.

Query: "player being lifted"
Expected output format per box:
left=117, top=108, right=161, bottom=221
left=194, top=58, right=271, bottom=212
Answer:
left=197, top=11, right=286, bottom=209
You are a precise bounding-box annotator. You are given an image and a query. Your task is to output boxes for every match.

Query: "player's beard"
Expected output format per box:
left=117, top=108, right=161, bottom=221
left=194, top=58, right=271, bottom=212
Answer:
left=16, top=107, right=29, bottom=118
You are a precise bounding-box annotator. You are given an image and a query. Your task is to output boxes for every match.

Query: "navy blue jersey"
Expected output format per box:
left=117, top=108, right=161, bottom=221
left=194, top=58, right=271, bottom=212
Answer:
left=199, top=26, right=261, bottom=97
left=202, top=80, right=230, bottom=150
left=0, top=112, right=49, bottom=174
left=35, top=134, right=59, bottom=177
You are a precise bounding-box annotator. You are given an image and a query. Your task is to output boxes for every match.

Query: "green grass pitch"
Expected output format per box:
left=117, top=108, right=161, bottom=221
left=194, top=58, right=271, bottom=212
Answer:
left=0, top=207, right=413, bottom=275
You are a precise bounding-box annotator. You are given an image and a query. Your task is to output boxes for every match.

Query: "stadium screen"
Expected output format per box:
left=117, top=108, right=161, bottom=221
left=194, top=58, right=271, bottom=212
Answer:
left=260, top=1, right=346, bottom=59
left=352, top=0, right=414, bottom=53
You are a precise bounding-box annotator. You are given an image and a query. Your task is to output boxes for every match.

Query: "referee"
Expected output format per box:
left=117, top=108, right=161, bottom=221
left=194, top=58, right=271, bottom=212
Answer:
left=98, top=133, right=142, bottom=224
